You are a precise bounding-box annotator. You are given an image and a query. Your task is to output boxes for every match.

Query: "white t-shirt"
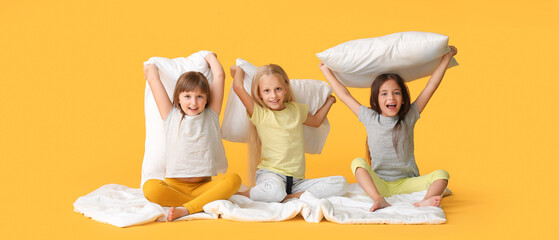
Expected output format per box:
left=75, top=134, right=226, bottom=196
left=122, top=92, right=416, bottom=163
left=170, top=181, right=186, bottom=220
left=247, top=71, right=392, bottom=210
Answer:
left=164, top=107, right=227, bottom=178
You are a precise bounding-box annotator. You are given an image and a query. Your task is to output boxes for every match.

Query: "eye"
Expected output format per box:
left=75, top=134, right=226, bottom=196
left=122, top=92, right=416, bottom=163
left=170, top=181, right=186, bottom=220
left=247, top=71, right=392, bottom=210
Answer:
left=184, top=95, right=191, bottom=99
left=381, top=93, right=387, bottom=96
left=276, top=87, right=281, bottom=91
left=197, top=95, right=204, bottom=99
left=395, top=91, right=401, bottom=95
left=264, top=89, right=270, bottom=93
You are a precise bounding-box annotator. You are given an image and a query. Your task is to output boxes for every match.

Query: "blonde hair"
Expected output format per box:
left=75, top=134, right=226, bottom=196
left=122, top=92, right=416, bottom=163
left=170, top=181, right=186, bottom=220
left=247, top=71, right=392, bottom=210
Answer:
left=247, top=64, right=295, bottom=185
left=250, top=64, right=295, bottom=109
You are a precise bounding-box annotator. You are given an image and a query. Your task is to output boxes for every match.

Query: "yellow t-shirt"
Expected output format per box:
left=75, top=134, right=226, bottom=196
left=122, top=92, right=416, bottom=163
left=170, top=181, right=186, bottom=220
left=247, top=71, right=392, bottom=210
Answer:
left=250, top=102, right=309, bottom=178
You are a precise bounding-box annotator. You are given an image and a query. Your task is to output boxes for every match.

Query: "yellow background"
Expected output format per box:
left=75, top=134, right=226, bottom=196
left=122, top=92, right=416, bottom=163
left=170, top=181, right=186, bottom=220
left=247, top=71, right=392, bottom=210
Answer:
left=1, top=0, right=558, bottom=239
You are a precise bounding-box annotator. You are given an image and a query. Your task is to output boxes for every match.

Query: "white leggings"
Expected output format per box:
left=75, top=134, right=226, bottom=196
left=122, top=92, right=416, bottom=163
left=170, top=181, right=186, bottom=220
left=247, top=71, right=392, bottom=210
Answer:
left=250, top=169, right=348, bottom=202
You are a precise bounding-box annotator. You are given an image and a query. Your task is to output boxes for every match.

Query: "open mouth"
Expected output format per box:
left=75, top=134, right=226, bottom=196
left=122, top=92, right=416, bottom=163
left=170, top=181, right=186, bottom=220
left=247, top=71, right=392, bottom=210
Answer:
left=188, top=107, right=199, bottom=111
left=386, top=104, right=397, bottom=110
left=269, top=100, right=279, bottom=104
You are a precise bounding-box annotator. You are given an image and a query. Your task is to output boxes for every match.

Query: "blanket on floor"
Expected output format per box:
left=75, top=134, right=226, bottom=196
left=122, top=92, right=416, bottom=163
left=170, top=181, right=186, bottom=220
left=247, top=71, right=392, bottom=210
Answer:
left=73, top=183, right=447, bottom=227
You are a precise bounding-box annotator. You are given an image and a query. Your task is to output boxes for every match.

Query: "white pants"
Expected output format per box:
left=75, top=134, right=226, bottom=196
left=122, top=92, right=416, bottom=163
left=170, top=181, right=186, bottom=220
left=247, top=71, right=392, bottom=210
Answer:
left=250, top=169, right=348, bottom=202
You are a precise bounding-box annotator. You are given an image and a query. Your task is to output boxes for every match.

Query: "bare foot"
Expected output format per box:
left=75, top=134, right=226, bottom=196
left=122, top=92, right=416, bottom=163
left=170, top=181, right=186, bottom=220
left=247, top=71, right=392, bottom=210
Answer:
left=282, top=192, right=303, bottom=202
left=413, top=196, right=442, bottom=207
left=235, top=189, right=251, bottom=198
left=370, top=199, right=391, bottom=212
left=167, top=207, right=190, bottom=222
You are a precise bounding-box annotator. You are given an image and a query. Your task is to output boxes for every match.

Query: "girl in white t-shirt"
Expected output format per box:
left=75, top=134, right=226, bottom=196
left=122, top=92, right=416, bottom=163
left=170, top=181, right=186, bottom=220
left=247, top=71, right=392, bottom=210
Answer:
left=142, top=53, right=241, bottom=221
left=232, top=64, right=347, bottom=202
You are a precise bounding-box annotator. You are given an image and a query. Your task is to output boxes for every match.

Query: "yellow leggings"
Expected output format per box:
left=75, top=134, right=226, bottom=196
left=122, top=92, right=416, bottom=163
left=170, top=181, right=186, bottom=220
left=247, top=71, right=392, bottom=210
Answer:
left=351, top=157, right=449, bottom=197
left=142, top=172, right=241, bottom=214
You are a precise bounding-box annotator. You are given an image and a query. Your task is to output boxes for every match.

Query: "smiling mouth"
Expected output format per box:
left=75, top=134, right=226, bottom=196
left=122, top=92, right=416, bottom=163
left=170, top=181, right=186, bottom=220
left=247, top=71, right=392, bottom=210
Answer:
left=269, top=100, right=279, bottom=104
left=188, top=107, right=199, bottom=111
left=386, top=104, right=397, bottom=110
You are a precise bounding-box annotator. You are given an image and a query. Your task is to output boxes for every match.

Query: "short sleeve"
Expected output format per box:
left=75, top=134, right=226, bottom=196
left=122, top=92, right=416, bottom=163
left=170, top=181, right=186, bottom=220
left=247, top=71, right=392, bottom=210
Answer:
left=205, top=107, right=218, bottom=119
left=164, top=107, right=180, bottom=127
left=296, top=103, right=309, bottom=123
left=405, top=102, right=420, bottom=124
left=249, top=103, right=264, bottom=125
left=358, top=105, right=377, bottom=124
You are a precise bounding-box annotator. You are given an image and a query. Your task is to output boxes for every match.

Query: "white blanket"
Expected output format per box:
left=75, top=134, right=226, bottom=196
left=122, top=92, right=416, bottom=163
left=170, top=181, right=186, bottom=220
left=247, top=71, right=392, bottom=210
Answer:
left=74, top=184, right=447, bottom=227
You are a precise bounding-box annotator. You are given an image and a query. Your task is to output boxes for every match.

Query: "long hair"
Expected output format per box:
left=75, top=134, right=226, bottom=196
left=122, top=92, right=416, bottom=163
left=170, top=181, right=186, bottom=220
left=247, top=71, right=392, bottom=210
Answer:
left=172, top=71, right=211, bottom=116
left=250, top=64, right=295, bottom=109
left=368, top=74, right=411, bottom=160
left=247, top=64, right=295, bottom=185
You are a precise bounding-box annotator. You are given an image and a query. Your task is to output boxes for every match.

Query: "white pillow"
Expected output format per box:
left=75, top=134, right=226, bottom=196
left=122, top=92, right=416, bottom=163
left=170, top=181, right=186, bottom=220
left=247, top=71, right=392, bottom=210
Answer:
left=141, top=50, right=223, bottom=187
left=316, top=31, right=459, bottom=88
left=221, top=58, right=332, bottom=154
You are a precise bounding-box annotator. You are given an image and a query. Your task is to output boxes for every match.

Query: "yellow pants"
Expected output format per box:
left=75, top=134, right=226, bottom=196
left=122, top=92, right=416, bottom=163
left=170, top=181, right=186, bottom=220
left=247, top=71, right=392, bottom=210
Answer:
left=351, top=157, right=449, bottom=197
left=142, top=172, right=241, bottom=214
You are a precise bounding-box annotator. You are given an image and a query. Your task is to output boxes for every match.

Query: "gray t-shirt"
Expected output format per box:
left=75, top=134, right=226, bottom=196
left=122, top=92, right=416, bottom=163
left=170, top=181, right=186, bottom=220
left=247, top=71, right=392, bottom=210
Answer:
left=359, top=103, right=420, bottom=182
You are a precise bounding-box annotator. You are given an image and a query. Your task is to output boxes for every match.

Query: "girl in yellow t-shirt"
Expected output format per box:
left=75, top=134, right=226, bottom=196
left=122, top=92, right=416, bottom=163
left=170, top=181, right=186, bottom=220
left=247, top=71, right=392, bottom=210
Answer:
left=232, top=64, right=347, bottom=202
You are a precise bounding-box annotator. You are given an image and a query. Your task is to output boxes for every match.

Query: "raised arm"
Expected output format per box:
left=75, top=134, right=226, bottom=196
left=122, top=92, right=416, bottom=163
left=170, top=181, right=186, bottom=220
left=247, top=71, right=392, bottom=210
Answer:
left=304, top=95, right=336, bottom=127
left=414, top=46, right=458, bottom=114
left=319, top=63, right=362, bottom=116
left=144, top=64, right=173, bottom=120
left=204, top=53, right=226, bottom=116
left=231, top=65, right=255, bottom=116
left=318, top=63, right=361, bottom=116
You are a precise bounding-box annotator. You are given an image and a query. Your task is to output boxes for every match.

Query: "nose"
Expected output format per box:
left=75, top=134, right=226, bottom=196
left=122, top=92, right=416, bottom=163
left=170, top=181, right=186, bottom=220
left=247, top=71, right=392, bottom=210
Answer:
left=188, top=99, right=197, bottom=106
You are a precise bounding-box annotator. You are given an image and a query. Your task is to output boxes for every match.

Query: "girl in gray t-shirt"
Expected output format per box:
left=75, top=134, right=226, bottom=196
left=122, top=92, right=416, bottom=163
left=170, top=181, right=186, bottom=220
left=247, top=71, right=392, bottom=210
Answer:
left=319, top=46, right=457, bottom=212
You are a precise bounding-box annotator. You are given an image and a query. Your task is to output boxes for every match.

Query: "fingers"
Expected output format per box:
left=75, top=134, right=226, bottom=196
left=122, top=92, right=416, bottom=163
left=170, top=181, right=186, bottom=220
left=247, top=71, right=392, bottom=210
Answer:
left=230, top=65, right=236, bottom=77
left=448, top=45, right=457, bottom=55
left=233, top=65, right=245, bottom=79
left=143, top=64, right=156, bottom=79
left=330, top=95, right=337, bottom=103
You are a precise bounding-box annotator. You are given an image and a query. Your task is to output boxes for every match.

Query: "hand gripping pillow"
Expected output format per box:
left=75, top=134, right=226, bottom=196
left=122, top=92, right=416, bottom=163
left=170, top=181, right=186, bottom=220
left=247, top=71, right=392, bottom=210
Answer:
left=222, top=58, right=332, bottom=154
left=316, top=31, right=459, bottom=88
left=141, top=50, right=228, bottom=187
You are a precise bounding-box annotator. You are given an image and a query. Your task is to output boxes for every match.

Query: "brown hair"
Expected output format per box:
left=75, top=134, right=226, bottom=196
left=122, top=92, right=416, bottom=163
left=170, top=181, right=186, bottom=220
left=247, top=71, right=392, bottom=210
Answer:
left=250, top=64, right=295, bottom=109
left=172, top=71, right=211, bottom=116
left=368, top=74, right=411, bottom=160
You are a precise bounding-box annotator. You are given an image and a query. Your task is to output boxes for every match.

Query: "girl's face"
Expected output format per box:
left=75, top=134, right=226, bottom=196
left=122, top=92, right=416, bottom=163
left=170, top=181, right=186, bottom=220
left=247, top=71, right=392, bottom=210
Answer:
left=258, top=75, right=286, bottom=111
left=378, top=79, right=403, bottom=117
left=178, top=88, right=207, bottom=116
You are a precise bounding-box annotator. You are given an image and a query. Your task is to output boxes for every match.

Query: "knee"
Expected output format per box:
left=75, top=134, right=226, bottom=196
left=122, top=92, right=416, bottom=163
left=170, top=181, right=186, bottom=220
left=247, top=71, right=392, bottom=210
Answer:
left=223, top=172, right=242, bottom=191
left=351, top=157, right=369, bottom=175
left=251, top=178, right=286, bottom=202
left=142, top=179, right=165, bottom=202
left=430, top=169, right=450, bottom=183
left=327, top=176, right=349, bottom=196
left=314, top=176, right=348, bottom=198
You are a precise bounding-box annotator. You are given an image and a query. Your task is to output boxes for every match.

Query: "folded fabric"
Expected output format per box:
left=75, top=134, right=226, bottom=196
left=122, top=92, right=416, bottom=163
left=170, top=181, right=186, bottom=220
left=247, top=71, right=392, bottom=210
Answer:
left=141, top=51, right=216, bottom=187
left=73, top=184, right=219, bottom=227
left=316, top=31, right=459, bottom=88
left=74, top=183, right=447, bottom=227
left=317, top=184, right=446, bottom=224
left=221, top=58, right=332, bottom=154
